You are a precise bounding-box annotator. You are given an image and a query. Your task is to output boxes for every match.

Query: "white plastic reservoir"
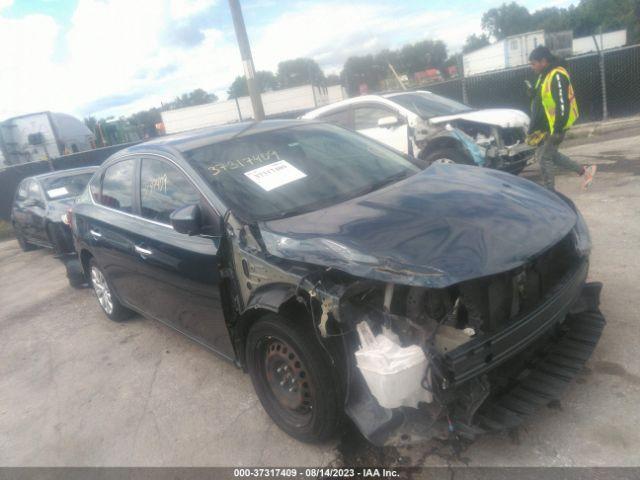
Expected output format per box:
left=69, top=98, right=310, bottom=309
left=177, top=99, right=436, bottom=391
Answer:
left=355, top=322, right=432, bottom=409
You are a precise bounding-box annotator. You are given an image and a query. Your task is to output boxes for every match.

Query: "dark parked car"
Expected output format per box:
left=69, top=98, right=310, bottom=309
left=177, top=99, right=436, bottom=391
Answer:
left=69, top=120, right=604, bottom=445
left=12, top=167, right=98, bottom=254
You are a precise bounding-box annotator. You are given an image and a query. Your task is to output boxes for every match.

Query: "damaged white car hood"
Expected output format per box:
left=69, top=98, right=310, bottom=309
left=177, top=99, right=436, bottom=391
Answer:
left=429, top=109, right=530, bottom=129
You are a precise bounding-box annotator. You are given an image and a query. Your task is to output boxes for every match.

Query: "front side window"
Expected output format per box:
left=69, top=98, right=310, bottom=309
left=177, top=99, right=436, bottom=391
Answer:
left=354, top=106, right=400, bottom=130
left=100, top=160, right=134, bottom=213
left=140, top=158, right=200, bottom=224
left=184, top=123, right=419, bottom=221
left=389, top=92, right=471, bottom=118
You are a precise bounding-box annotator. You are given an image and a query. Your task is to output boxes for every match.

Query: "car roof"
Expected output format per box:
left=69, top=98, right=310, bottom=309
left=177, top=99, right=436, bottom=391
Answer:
left=30, top=166, right=99, bottom=182
left=301, top=93, right=434, bottom=119
left=121, top=119, right=310, bottom=155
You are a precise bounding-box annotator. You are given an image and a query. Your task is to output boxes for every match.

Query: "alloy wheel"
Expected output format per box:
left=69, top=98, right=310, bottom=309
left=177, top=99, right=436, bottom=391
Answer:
left=91, top=266, right=114, bottom=315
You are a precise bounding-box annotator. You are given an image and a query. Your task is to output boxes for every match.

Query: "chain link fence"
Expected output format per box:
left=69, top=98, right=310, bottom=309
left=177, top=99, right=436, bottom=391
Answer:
left=424, top=44, right=640, bottom=124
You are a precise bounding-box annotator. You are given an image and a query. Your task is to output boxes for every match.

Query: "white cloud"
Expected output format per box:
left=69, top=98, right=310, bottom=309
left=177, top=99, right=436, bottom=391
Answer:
left=0, top=0, right=13, bottom=12
left=0, top=0, right=484, bottom=120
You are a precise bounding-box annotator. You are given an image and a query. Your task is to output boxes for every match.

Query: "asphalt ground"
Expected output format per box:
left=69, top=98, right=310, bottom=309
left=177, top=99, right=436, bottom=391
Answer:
left=0, top=127, right=639, bottom=467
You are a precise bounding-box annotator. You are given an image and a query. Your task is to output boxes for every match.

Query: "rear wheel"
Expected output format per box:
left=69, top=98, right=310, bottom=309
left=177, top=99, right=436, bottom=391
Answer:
left=424, top=147, right=474, bottom=166
left=246, top=314, right=342, bottom=443
left=14, top=225, right=37, bottom=252
left=89, top=258, right=132, bottom=321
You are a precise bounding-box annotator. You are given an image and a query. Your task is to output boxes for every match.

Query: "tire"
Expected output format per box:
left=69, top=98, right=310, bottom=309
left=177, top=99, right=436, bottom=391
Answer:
left=14, top=225, right=37, bottom=252
left=89, top=258, right=133, bottom=321
left=246, top=314, right=343, bottom=443
left=424, top=147, right=474, bottom=166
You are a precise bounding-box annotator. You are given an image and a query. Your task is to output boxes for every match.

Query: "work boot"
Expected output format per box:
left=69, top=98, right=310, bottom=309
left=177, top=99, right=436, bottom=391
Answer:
left=582, top=165, right=597, bottom=189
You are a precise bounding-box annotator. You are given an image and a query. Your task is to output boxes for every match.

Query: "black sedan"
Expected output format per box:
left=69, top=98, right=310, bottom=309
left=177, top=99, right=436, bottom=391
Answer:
left=69, top=120, right=604, bottom=445
left=12, top=167, right=97, bottom=254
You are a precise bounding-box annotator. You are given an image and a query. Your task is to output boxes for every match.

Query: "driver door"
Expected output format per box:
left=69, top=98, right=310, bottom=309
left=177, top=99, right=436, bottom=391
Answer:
left=353, top=104, right=409, bottom=154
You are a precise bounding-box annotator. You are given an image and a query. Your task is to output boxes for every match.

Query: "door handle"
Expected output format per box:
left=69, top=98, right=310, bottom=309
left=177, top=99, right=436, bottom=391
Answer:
left=89, top=229, right=102, bottom=238
left=134, top=245, right=152, bottom=256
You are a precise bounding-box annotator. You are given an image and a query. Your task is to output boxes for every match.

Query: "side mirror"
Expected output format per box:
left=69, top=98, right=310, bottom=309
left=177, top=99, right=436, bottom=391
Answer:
left=377, top=115, right=401, bottom=128
left=170, top=204, right=202, bottom=235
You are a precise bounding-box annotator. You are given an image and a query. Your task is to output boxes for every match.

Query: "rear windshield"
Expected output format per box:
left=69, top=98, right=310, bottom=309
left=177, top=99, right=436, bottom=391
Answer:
left=390, top=92, right=471, bottom=118
left=42, top=172, right=95, bottom=200
left=184, top=123, right=419, bottom=221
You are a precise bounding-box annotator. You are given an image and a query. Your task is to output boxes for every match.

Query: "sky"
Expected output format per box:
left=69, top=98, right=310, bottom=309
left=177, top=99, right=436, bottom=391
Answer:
left=0, top=0, right=577, bottom=121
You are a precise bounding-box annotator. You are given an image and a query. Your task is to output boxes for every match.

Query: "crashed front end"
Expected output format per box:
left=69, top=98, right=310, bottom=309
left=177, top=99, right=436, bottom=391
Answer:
left=233, top=165, right=605, bottom=446
left=276, top=233, right=605, bottom=446
left=414, top=112, right=536, bottom=172
left=329, top=234, right=604, bottom=445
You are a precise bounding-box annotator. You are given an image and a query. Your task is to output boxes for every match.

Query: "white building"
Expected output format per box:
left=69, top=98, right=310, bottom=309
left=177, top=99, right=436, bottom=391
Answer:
left=463, top=29, right=627, bottom=76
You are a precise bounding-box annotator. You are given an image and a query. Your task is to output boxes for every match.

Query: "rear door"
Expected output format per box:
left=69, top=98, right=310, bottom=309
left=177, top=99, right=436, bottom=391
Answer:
left=86, top=158, right=141, bottom=307
left=129, top=156, right=233, bottom=358
left=22, top=180, right=48, bottom=244
left=353, top=104, right=409, bottom=153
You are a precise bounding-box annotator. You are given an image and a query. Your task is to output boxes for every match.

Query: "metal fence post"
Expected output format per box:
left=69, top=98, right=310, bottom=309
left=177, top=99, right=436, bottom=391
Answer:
left=592, top=31, right=609, bottom=121
left=599, top=50, right=609, bottom=121
left=458, top=56, right=469, bottom=104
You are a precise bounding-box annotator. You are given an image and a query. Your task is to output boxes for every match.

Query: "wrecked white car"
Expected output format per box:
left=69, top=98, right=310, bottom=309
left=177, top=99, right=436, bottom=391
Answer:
left=303, top=91, right=535, bottom=174
left=69, top=120, right=604, bottom=446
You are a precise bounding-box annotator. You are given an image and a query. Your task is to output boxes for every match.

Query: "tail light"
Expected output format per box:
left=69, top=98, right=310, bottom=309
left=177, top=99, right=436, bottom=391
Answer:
left=62, top=208, right=73, bottom=229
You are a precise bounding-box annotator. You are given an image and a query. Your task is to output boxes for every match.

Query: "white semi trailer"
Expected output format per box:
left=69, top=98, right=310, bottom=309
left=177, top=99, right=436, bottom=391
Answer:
left=0, top=111, right=95, bottom=167
left=161, top=84, right=347, bottom=135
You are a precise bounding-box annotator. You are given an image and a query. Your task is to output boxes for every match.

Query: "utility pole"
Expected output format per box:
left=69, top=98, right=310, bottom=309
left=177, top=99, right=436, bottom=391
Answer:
left=228, top=0, right=265, bottom=121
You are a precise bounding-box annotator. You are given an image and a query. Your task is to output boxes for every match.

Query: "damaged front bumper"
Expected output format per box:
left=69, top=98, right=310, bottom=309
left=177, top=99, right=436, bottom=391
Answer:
left=344, top=276, right=605, bottom=446
left=486, top=142, right=535, bottom=173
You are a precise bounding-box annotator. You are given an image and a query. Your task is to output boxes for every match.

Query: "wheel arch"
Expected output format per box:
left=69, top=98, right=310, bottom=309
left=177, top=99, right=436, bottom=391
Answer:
left=234, top=283, right=313, bottom=369
left=419, top=135, right=466, bottom=160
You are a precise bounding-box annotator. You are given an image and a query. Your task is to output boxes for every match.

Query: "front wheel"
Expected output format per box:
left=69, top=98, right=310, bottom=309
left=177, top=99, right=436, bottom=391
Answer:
left=246, top=314, right=343, bottom=443
left=423, top=147, right=474, bottom=166
left=89, top=259, right=132, bottom=321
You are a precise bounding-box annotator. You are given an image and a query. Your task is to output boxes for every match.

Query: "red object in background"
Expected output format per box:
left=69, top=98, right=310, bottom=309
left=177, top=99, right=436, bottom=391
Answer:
left=359, top=83, right=369, bottom=95
left=447, top=65, right=458, bottom=77
left=414, top=68, right=441, bottom=81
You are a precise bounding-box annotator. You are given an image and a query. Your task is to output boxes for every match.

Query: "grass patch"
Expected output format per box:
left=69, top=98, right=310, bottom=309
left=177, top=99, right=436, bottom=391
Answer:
left=0, top=220, right=14, bottom=241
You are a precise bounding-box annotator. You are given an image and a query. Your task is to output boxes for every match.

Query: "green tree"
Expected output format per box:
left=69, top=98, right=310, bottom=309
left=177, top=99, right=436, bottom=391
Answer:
left=277, top=58, right=325, bottom=88
left=325, top=73, right=342, bottom=86
left=398, top=39, right=448, bottom=74
left=341, top=54, right=387, bottom=96
left=165, top=88, right=218, bottom=109
left=482, top=2, right=532, bottom=40
left=462, top=33, right=491, bottom=53
left=227, top=71, right=279, bottom=99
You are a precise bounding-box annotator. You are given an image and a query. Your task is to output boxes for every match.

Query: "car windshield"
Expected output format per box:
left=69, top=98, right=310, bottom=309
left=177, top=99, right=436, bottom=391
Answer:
left=390, top=92, right=472, bottom=118
left=184, top=123, right=420, bottom=221
left=42, top=172, right=95, bottom=200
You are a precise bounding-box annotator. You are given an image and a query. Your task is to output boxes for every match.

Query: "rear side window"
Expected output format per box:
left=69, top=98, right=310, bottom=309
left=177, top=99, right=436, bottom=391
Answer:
left=354, top=106, right=399, bottom=130
left=140, top=158, right=200, bottom=225
left=318, top=109, right=351, bottom=129
left=100, top=160, right=134, bottom=213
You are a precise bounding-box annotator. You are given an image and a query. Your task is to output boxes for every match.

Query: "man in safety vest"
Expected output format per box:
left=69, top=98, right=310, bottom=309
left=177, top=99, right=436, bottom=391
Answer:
left=527, top=46, right=596, bottom=190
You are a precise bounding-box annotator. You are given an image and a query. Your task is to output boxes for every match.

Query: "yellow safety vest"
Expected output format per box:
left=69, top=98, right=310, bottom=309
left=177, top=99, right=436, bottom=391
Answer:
left=534, top=66, right=579, bottom=132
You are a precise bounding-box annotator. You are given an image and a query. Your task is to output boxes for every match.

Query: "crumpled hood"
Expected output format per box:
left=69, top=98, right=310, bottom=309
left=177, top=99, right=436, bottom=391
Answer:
left=260, top=165, right=578, bottom=288
left=429, top=109, right=530, bottom=129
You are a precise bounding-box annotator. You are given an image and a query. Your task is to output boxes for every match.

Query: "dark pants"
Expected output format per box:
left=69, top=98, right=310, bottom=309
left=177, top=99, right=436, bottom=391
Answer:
left=535, top=133, right=583, bottom=190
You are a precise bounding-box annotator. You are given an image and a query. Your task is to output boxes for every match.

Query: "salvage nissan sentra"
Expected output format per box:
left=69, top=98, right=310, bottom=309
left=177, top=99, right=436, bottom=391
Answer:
left=68, top=120, right=605, bottom=445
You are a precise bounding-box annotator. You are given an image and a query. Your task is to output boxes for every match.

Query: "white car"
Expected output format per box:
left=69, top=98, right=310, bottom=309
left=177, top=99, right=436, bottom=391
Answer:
left=303, top=91, right=535, bottom=174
